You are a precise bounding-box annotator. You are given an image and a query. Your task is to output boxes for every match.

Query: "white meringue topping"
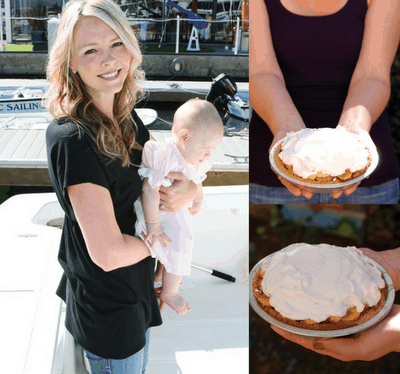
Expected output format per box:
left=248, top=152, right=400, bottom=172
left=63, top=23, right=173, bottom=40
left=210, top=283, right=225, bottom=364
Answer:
left=278, top=127, right=370, bottom=178
left=261, top=244, right=385, bottom=322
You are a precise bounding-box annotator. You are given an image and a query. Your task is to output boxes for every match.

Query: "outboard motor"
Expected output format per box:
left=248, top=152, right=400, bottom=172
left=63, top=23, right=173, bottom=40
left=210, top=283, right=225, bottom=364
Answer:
left=206, top=73, right=249, bottom=121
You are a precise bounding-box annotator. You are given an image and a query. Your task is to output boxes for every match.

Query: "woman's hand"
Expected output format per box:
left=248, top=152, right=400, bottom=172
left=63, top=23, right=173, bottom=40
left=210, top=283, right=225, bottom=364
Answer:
left=270, top=305, right=400, bottom=361
left=346, top=126, right=376, bottom=150
left=330, top=181, right=362, bottom=200
left=336, top=125, right=376, bottom=157
left=159, top=171, right=198, bottom=212
left=329, top=126, right=376, bottom=199
left=359, top=247, right=400, bottom=291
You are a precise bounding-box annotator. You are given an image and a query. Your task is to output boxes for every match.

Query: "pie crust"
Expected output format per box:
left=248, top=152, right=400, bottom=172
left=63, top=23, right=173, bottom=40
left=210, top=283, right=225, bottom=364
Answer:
left=274, top=144, right=372, bottom=184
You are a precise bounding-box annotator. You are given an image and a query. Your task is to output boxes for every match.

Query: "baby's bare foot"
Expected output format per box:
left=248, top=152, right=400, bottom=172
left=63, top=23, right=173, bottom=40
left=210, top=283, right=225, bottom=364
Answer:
left=160, top=292, right=191, bottom=315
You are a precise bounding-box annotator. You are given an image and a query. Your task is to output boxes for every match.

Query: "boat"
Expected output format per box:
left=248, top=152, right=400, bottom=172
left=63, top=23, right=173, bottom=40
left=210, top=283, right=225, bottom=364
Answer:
left=0, top=185, right=248, bottom=373
left=0, top=85, right=47, bottom=114
left=0, top=109, right=157, bottom=129
left=0, top=75, right=249, bottom=187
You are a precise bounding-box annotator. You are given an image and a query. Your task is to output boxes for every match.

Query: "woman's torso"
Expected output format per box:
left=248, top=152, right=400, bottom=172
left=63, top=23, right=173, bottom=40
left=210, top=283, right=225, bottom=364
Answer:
left=46, top=110, right=162, bottom=359
left=250, top=0, right=399, bottom=188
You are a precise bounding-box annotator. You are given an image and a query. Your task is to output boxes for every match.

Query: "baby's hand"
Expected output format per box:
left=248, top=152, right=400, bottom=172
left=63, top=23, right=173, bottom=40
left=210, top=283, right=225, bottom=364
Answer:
left=189, top=201, right=202, bottom=216
left=144, top=222, right=171, bottom=248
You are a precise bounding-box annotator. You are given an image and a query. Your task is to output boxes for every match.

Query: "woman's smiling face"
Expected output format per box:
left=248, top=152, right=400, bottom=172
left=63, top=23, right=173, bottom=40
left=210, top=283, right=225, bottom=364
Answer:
left=70, top=16, right=131, bottom=101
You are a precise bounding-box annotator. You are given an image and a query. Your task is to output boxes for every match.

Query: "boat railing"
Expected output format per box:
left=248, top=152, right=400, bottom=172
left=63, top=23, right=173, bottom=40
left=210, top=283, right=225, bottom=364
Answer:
left=129, top=16, right=249, bottom=55
left=0, top=14, right=249, bottom=55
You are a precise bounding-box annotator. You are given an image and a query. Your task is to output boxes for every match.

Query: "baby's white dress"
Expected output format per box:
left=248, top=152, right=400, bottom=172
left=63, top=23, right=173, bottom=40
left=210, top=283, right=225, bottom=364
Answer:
left=134, top=139, right=212, bottom=276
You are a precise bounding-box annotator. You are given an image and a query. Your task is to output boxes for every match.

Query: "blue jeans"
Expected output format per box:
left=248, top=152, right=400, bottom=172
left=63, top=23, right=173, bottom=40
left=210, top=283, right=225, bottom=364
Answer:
left=84, top=329, right=150, bottom=374
left=249, top=178, right=399, bottom=204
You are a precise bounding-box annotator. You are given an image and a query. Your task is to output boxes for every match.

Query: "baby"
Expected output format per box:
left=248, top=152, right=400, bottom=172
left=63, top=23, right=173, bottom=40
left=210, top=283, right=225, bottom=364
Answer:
left=134, top=99, right=224, bottom=315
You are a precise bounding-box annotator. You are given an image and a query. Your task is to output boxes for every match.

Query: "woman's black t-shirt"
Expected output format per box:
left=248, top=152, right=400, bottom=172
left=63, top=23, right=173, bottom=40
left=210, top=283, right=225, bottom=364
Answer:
left=46, top=110, right=162, bottom=359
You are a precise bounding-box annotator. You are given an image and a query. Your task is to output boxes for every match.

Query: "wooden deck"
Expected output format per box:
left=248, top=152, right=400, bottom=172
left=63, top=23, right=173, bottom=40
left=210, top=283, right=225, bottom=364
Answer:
left=0, top=128, right=248, bottom=186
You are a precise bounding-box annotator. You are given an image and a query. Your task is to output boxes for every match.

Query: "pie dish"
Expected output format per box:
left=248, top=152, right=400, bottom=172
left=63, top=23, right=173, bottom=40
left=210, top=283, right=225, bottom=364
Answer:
left=249, top=245, right=395, bottom=337
left=269, top=128, right=379, bottom=193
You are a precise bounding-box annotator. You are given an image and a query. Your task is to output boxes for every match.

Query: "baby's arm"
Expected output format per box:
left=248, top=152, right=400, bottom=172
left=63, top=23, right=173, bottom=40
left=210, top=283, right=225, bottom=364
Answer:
left=188, top=183, right=203, bottom=216
left=142, top=178, right=171, bottom=248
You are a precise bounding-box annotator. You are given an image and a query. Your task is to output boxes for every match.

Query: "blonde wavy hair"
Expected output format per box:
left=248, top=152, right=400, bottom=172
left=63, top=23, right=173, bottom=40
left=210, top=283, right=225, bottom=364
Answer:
left=46, top=0, right=145, bottom=166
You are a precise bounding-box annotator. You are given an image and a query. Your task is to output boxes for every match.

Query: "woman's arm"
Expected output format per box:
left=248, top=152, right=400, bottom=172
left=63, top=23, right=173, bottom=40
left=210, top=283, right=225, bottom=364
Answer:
left=320, top=0, right=399, bottom=199
left=335, top=0, right=400, bottom=199
left=249, top=0, right=306, bottom=138
left=250, top=0, right=316, bottom=199
left=271, top=305, right=400, bottom=361
left=67, top=182, right=151, bottom=272
left=338, top=0, right=400, bottom=133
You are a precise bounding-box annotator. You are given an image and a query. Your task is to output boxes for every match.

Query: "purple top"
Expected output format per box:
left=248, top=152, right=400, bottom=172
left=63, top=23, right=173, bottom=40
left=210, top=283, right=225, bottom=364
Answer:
left=250, top=0, right=399, bottom=187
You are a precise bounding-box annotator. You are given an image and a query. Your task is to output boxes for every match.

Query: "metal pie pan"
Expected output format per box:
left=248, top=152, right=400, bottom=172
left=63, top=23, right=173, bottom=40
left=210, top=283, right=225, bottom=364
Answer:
left=269, top=138, right=379, bottom=193
left=249, top=253, right=395, bottom=338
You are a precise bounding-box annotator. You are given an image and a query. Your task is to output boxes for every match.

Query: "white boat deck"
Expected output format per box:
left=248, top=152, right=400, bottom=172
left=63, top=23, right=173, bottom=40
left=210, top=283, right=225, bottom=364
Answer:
left=0, top=187, right=248, bottom=374
left=0, top=193, right=64, bottom=374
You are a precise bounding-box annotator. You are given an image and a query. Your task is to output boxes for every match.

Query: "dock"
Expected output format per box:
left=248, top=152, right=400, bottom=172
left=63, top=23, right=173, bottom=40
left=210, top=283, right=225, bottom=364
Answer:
left=0, top=105, right=248, bottom=187
left=0, top=128, right=248, bottom=186
left=0, top=51, right=249, bottom=81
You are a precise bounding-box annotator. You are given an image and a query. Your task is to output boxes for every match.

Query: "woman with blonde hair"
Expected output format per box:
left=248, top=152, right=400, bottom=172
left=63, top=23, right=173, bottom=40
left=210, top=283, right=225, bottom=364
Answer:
left=45, top=0, right=197, bottom=371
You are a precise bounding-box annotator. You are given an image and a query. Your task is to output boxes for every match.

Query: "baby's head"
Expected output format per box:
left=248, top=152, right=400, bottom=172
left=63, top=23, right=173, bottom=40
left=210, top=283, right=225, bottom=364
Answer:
left=172, top=99, right=224, bottom=165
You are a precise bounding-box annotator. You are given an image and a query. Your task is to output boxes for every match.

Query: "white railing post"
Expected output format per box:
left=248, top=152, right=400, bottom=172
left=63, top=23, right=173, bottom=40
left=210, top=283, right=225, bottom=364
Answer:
left=47, top=17, right=60, bottom=53
left=175, top=15, right=180, bottom=54
left=0, top=6, right=4, bottom=51
left=234, top=17, right=240, bottom=55
left=5, top=0, right=11, bottom=44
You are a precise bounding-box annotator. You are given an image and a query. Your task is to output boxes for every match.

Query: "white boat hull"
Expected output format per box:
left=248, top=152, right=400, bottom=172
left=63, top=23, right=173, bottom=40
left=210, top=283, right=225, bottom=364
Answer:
left=0, top=185, right=248, bottom=373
